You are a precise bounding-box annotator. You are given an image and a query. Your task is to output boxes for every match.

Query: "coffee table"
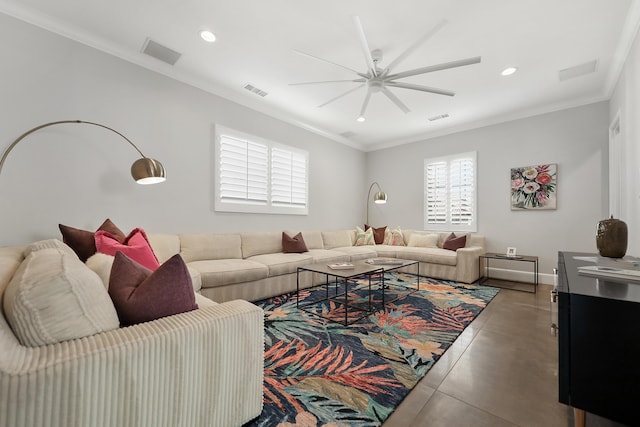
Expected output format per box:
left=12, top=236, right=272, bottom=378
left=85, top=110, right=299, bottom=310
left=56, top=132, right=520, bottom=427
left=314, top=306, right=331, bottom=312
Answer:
left=296, top=259, right=420, bottom=325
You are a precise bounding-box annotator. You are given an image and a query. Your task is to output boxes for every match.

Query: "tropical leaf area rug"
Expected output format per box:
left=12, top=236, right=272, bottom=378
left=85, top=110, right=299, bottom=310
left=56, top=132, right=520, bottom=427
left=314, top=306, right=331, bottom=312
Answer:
left=243, top=272, right=499, bottom=427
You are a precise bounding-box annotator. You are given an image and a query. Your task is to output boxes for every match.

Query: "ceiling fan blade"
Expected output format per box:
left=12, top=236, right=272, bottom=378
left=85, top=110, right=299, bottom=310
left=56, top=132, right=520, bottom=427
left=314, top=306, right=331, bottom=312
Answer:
left=359, top=89, right=372, bottom=118
left=293, top=49, right=366, bottom=77
left=386, top=81, right=455, bottom=97
left=352, top=16, right=378, bottom=77
left=317, top=83, right=365, bottom=108
left=381, top=87, right=410, bottom=113
left=384, top=20, right=447, bottom=73
left=289, top=79, right=366, bottom=86
left=386, top=56, right=482, bottom=80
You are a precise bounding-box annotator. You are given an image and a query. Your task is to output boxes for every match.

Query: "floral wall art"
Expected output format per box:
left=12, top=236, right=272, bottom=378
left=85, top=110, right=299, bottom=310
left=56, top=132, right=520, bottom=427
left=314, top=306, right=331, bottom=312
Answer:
left=511, top=164, right=557, bottom=210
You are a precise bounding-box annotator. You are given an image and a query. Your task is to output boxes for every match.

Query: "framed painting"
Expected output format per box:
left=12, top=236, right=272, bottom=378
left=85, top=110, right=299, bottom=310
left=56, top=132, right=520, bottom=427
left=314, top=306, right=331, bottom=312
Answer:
left=511, top=164, right=557, bottom=210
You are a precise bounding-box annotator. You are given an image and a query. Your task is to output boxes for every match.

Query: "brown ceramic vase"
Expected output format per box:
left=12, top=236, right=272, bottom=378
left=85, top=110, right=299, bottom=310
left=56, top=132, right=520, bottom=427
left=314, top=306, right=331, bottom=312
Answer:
left=596, top=215, right=628, bottom=258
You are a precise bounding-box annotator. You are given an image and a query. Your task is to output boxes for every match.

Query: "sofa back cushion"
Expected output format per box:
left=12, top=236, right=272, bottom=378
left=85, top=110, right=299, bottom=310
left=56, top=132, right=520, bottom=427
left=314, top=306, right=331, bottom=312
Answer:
left=179, top=233, right=242, bottom=262
left=321, top=230, right=354, bottom=249
left=241, top=232, right=282, bottom=258
left=147, top=233, right=181, bottom=263
left=3, top=240, right=119, bottom=347
left=407, top=233, right=439, bottom=248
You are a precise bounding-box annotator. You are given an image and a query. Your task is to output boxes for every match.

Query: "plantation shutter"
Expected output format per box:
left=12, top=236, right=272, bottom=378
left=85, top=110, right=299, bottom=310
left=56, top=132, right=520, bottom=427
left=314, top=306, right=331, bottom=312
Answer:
left=425, top=161, right=448, bottom=224
left=449, top=157, right=474, bottom=225
left=424, top=152, right=477, bottom=232
left=219, top=134, right=268, bottom=204
left=271, top=147, right=307, bottom=207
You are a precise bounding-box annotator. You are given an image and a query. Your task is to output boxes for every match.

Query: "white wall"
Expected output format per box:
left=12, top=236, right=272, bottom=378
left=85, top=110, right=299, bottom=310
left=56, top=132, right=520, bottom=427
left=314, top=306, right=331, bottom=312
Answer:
left=609, top=24, right=640, bottom=257
left=0, top=13, right=365, bottom=246
left=366, top=102, right=610, bottom=282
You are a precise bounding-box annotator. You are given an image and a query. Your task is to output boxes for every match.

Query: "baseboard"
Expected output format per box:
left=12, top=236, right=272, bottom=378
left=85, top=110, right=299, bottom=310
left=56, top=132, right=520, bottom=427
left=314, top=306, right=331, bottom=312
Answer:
left=486, top=267, right=554, bottom=286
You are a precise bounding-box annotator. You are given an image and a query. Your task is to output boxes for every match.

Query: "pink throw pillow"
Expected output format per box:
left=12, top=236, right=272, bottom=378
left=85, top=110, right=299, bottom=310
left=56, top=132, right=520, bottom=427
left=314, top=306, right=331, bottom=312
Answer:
left=95, top=228, right=160, bottom=270
left=443, top=233, right=467, bottom=251
left=108, top=252, right=197, bottom=326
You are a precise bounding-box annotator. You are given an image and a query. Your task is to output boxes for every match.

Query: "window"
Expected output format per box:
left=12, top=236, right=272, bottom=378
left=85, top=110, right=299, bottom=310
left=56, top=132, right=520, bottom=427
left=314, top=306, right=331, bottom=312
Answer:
left=424, top=151, right=477, bottom=232
left=215, top=126, right=308, bottom=215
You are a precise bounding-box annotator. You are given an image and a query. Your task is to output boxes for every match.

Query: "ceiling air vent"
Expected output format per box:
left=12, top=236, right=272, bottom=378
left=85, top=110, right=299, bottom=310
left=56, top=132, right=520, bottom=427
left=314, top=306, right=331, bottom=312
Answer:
left=141, top=38, right=181, bottom=65
left=243, top=84, right=268, bottom=97
left=427, top=113, right=450, bottom=122
left=559, top=60, right=598, bottom=81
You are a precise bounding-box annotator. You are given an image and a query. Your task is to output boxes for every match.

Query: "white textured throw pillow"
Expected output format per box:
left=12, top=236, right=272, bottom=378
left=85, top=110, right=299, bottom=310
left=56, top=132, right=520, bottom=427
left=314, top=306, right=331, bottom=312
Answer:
left=3, top=244, right=120, bottom=347
left=407, top=233, right=439, bottom=248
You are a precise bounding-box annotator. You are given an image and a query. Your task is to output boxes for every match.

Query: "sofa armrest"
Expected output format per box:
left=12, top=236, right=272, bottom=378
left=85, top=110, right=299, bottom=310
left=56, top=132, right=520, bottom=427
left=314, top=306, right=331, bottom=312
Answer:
left=455, top=246, right=486, bottom=283
left=0, top=300, right=264, bottom=427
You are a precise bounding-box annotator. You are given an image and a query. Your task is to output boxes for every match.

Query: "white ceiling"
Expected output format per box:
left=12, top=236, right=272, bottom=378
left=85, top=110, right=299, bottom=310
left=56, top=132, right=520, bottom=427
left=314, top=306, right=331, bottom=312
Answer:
left=1, top=0, right=639, bottom=151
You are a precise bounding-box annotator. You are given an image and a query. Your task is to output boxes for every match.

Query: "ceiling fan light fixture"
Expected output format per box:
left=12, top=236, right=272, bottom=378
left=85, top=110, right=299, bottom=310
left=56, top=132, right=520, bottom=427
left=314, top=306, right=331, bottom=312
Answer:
left=199, top=29, right=216, bottom=43
left=501, top=67, right=518, bottom=76
left=356, top=116, right=366, bottom=122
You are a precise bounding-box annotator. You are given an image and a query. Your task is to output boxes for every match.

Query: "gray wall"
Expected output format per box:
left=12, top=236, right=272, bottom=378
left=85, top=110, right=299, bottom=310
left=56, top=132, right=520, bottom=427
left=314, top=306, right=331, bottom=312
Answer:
left=609, top=23, right=640, bottom=257
left=0, top=13, right=365, bottom=246
left=366, top=102, right=610, bottom=282
left=0, top=12, right=617, bottom=286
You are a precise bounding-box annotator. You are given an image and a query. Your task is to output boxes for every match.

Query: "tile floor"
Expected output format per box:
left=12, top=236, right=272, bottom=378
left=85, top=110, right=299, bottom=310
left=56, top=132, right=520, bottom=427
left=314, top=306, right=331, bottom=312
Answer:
left=382, top=283, right=628, bottom=427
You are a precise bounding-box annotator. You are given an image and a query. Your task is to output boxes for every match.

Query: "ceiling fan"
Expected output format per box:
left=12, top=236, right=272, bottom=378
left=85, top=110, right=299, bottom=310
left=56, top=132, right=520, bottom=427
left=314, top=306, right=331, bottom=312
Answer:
left=290, top=16, right=481, bottom=121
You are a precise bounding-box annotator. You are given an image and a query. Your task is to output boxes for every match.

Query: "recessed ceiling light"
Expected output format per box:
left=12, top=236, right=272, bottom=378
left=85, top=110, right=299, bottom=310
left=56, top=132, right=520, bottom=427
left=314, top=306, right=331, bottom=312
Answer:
left=356, top=116, right=365, bottom=122
left=501, top=67, right=518, bottom=76
left=199, top=29, right=216, bottom=43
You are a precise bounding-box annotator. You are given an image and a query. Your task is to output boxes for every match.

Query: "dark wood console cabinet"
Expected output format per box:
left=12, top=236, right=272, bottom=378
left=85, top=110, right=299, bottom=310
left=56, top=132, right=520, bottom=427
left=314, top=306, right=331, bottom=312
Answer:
left=557, top=251, right=640, bottom=426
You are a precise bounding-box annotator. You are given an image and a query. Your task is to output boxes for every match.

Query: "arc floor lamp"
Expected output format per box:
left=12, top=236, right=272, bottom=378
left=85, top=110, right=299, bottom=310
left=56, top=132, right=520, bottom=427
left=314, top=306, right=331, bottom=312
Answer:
left=0, top=120, right=166, bottom=184
left=365, top=181, right=387, bottom=224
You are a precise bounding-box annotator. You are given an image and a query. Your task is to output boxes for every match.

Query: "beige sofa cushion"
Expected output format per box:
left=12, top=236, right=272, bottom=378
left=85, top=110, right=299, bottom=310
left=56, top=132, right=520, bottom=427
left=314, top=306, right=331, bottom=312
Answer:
left=306, top=249, right=350, bottom=263
left=188, top=259, right=268, bottom=288
left=194, top=293, right=218, bottom=307
left=247, top=253, right=313, bottom=276
left=241, top=232, right=282, bottom=258
left=147, top=233, right=181, bottom=263
left=321, top=230, right=354, bottom=249
left=332, top=246, right=377, bottom=260
left=3, top=240, right=119, bottom=347
left=180, top=233, right=242, bottom=262
left=407, top=233, right=439, bottom=248
left=394, top=246, right=458, bottom=266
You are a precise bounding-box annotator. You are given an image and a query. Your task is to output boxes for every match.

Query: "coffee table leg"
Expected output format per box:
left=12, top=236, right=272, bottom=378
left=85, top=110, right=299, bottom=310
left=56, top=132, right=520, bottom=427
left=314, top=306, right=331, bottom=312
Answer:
left=296, top=267, right=300, bottom=308
left=345, top=279, right=349, bottom=326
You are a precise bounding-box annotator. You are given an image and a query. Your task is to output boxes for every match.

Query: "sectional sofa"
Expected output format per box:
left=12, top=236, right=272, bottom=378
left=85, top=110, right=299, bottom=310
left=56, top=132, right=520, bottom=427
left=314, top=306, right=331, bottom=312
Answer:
left=147, top=228, right=486, bottom=303
left=0, top=227, right=484, bottom=427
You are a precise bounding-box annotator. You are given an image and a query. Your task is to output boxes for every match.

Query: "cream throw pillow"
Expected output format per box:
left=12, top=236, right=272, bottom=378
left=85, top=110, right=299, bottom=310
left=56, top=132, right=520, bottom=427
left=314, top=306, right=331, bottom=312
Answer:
left=407, top=233, right=439, bottom=248
left=3, top=241, right=120, bottom=347
left=383, top=227, right=406, bottom=246
left=355, top=226, right=375, bottom=246
left=86, top=252, right=115, bottom=289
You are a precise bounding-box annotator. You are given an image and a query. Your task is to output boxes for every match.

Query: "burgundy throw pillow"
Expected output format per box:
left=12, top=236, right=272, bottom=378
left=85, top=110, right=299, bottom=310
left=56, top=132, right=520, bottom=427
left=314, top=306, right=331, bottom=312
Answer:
left=443, top=233, right=467, bottom=251
left=95, top=227, right=160, bottom=270
left=59, top=218, right=126, bottom=262
left=365, top=224, right=387, bottom=245
left=108, top=252, right=198, bottom=326
left=282, top=232, right=308, bottom=253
